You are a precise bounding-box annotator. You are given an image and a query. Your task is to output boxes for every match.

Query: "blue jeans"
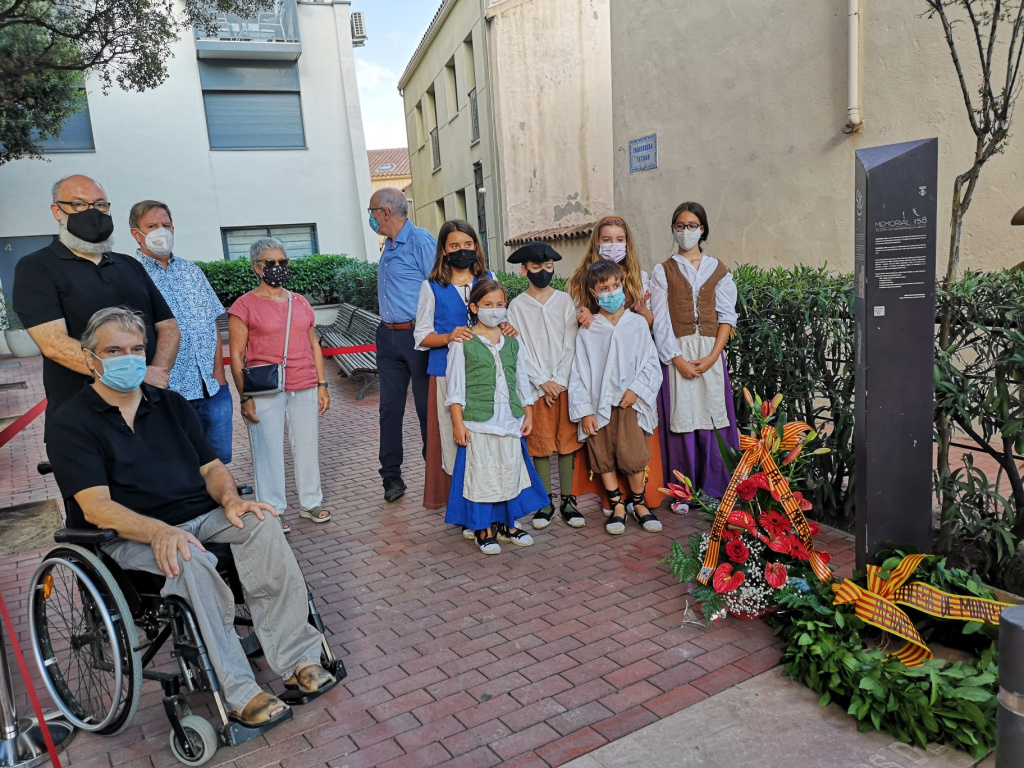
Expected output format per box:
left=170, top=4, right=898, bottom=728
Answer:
left=191, top=384, right=233, bottom=464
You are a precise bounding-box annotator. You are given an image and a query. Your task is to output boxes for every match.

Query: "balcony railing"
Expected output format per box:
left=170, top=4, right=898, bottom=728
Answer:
left=430, top=127, right=441, bottom=171
left=469, top=88, right=480, bottom=143
left=194, top=0, right=301, bottom=60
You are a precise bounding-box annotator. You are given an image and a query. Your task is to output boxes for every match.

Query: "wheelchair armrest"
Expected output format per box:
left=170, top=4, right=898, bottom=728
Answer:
left=37, top=461, right=52, bottom=476
left=54, top=528, right=117, bottom=545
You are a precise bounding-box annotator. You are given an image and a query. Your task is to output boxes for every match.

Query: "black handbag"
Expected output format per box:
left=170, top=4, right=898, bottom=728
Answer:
left=242, top=291, right=293, bottom=396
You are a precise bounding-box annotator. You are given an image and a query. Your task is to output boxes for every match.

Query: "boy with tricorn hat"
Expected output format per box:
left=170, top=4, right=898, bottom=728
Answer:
left=506, top=241, right=585, bottom=529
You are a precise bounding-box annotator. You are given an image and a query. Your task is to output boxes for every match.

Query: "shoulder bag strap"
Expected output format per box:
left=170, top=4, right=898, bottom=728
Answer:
left=282, top=292, right=294, bottom=366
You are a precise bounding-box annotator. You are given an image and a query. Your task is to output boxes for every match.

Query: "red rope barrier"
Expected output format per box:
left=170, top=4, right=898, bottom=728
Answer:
left=0, top=397, right=46, bottom=450
left=222, top=343, right=377, bottom=365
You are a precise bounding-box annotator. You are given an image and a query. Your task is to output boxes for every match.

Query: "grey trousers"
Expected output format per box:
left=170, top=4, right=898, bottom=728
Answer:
left=246, top=387, right=323, bottom=516
left=102, top=508, right=324, bottom=712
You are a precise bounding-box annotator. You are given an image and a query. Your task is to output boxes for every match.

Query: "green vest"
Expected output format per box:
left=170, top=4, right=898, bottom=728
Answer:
left=462, top=335, right=524, bottom=422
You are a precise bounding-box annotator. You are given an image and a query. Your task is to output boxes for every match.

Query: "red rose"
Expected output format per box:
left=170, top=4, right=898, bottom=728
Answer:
left=712, top=563, right=745, bottom=594
left=765, top=562, right=788, bottom=589
left=725, top=540, right=750, bottom=564
left=736, top=479, right=759, bottom=502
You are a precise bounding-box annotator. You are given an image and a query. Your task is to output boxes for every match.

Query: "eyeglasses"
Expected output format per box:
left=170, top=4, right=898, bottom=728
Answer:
left=260, top=258, right=289, bottom=268
left=57, top=200, right=111, bottom=213
left=367, top=206, right=387, bottom=215
left=673, top=222, right=702, bottom=232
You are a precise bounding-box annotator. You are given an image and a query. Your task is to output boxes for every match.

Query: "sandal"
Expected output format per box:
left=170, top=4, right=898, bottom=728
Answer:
left=231, top=691, right=291, bottom=727
left=629, top=491, right=662, bottom=532
left=532, top=495, right=557, bottom=530
left=299, top=505, right=332, bottom=523
left=495, top=523, right=534, bottom=547
left=285, top=663, right=337, bottom=693
left=462, top=526, right=477, bottom=540
left=475, top=529, right=501, bottom=555
left=604, top=488, right=627, bottom=535
left=560, top=495, right=585, bottom=528
left=279, top=516, right=292, bottom=534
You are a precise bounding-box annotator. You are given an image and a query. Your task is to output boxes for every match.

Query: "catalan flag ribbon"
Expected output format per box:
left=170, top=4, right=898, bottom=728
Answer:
left=831, top=554, right=1012, bottom=666
left=697, top=421, right=832, bottom=585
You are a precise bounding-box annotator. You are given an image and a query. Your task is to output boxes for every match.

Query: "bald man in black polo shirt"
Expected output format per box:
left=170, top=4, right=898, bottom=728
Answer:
left=47, top=307, right=336, bottom=727
left=12, top=174, right=180, bottom=434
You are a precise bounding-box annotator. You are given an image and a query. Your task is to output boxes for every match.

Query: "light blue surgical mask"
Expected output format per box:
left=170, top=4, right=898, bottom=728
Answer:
left=368, top=214, right=380, bottom=233
left=596, top=288, right=626, bottom=313
left=90, top=351, right=147, bottom=392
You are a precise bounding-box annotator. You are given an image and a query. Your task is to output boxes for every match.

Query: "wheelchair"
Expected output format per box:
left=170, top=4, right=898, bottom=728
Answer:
left=26, top=466, right=346, bottom=766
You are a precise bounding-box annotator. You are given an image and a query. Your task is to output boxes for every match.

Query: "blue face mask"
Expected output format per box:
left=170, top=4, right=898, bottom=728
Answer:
left=368, top=214, right=380, bottom=233
left=595, top=288, right=626, bottom=313
left=90, top=351, right=147, bottom=392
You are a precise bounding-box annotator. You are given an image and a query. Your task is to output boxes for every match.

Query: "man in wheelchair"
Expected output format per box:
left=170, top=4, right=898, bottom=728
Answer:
left=45, top=306, right=337, bottom=729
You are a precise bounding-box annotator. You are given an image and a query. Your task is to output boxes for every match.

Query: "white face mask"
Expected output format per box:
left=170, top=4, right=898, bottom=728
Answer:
left=674, top=228, right=702, bottom=252
left=144, top=227, right=174, bottom=256
left=598, top=242, right=627, bottom=263
left=475, top=307, right=508, bottom=327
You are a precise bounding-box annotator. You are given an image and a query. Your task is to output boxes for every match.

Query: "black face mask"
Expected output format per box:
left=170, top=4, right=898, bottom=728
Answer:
left=261, top=264, right=290, bottom=288
left=526, top=267, right=554, bottom=289
left=447, top=249, right=477, bottom=270
left=66, top=208, right=114, bottom=244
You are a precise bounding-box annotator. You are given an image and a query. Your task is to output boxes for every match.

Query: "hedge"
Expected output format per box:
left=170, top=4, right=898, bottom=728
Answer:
left=197, top=254, right=348, bottom=307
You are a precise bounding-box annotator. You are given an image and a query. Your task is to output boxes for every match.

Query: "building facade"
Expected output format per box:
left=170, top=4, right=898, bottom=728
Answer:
left=368, top=147, right=413, bottom=252
left=398, top=0, right=503, bottom=265
left=609, top=0, right=1024, bottom=274
left=488, top=0, right=612, bottom=276
left=0, top=0, right=377, bottom=295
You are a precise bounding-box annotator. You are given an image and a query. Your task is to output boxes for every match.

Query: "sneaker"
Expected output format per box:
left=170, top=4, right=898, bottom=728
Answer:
left=559, top=495, right=585, bottom=528
left=495, top=524, right=534, bottom=547
left=383, top=476, right=406, bottom=503
left=475, top=530, right=501, bottom=555
left=531, top=495, right=556, bottom=530
left=462, top=526, right=476, bottom=540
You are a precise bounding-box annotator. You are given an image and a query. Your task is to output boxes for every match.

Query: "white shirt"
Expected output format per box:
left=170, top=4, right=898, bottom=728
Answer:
left=507, top=290, right=578, bottom=400
left=413, top=279, right=473, bottom=351
left=445, top=334, right=536, bottom=437
left=568, top=311, right=662, bottom=440
left=650, top=252, right=738, bottom=364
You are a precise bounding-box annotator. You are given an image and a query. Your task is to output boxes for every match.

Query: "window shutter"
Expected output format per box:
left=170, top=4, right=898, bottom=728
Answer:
left=204, top=92, right=305, bottom=150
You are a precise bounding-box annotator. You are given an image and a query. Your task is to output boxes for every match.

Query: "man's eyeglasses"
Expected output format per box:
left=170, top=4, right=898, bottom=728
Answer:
left=57, top=200, right=111, bottom=213
left=673, top=222, right=702, bottom=232
left=367, top=206, right=387, bottom=215
left=260, top=258, right=290, bottom=268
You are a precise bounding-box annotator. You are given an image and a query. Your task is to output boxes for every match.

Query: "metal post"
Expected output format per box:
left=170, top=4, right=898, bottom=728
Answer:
left=998, top=605, right=1024, bottom=767
left=0, top=613, right=74, bottom=768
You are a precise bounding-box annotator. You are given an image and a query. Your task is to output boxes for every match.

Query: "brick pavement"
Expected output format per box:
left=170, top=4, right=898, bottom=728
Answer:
left=0, top=351, right=856, bottom=767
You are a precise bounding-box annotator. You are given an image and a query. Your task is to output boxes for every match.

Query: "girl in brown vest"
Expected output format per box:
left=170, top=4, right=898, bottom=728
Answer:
left=650, top=202, right=741, bottom=500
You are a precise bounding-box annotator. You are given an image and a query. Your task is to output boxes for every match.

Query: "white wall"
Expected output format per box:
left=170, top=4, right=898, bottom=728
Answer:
left=610, top=0, right=1024, bottom=274
left=0, top=0, right=376, bottom=263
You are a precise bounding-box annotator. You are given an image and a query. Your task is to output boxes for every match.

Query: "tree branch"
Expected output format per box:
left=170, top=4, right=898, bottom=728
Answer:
left=931, top=0, right=983, bottom=135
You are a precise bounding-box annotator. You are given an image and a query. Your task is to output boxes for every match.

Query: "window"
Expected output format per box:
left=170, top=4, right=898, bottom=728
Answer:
left=474, top=163, right=488, bottom=261
left=434, top=200, right=445, bottom=231
left=413, top=102, right=424, bottom=146
left=469, top=88, right=480, bottom=144
left=37, top=92, right=95, bottom=153
left=445, top=57, right=458, bottom=119
left=463, top=37, right=476, bottom=92
left=455, top=190, right=467, bottom=220
left=221, top=224, right=318, bottom=261
left=424, top=87, right=440, bottom=170
left=199, top=60, right=305, bottom=150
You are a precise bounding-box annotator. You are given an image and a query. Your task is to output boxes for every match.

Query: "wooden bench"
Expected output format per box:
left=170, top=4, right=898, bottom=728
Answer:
left=317, top=303, right=379, bottom=400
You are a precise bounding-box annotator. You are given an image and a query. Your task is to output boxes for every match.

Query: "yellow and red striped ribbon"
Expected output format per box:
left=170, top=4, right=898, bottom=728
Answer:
left=698, top=422, right=832, bottom=584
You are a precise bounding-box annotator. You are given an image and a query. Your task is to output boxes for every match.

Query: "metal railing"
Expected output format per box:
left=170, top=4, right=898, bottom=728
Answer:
left=469, top=88, right=480, bottom=143
left=194, top=0, right=300, bottom=44
left=430, top=127, right=441, bottom=171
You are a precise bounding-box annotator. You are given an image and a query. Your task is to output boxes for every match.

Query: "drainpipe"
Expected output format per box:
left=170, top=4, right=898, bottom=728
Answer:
left=843, top=0, right=864, bottom=134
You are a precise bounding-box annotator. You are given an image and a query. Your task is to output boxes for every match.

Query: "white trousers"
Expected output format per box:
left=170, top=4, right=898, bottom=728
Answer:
left=246, top=387, right=323, bottom=515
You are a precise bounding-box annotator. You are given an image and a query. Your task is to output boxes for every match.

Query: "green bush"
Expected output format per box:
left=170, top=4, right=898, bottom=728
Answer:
left=333, top=259, right=380, bottom=314
left=197, top=254, right=349, bottom=307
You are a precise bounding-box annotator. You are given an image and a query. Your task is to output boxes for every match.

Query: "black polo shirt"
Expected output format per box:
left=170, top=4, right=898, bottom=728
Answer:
left=12, top=237, right=174, bottom=420
left=46, top=383, right=219, bottom=530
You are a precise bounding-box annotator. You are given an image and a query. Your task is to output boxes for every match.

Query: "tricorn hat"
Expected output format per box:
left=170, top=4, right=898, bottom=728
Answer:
left=508, top=241, right=562, bottom=264
left=1012, top=205, right=1024, bottom=226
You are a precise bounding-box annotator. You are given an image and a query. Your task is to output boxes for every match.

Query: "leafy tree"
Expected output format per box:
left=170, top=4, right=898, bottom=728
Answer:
left=923, top=1, right=1024, bottom=554
left=0, top=0, right=274, bottom=165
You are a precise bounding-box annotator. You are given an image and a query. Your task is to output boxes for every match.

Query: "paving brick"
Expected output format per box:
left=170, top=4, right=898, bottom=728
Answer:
left=553, top=677, right=617, bottom=710
left=547, top=700, right=616, bottom=736
left=510, top=673, right=574, bottom=705
left=438, top=746, right=502, bottom=768
left=735, top=645, right=783, bottom=675
left=350, top=712, right=421, bottom=749
left=325, top=738, right=404, bottom=768
left=499, top=696, right=568, bottom=732
left=591, top=704, right=661, bottom=742
left=395, top=714, right=466, bottom=752
left=597, top=680, right=662, bottom=713
left=454, top=692, right=522, bottom=729
left=644, top=683, right=709, bottom=718
left=691, top=642, right=747, bottom=673
left=691, top=663, right=753, bottom=696
left=490, top=722, right=561, bottom=761
left=442, top=719, right=514, bottom=758
left=375, top=742, right=451, bottom=768
left=535, top=727, right=609, bottom=767
left=366, top=689, right=435, bottom=722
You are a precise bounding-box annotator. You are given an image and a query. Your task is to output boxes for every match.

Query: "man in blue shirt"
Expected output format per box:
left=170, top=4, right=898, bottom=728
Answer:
left=129, top=200, right=233, bottom=463
left=368, top=188, right=435, bottom=502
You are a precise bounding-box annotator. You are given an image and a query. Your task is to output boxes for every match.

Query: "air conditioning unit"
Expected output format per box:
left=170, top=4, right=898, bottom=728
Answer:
left=351, top=11, right=367, bottom=47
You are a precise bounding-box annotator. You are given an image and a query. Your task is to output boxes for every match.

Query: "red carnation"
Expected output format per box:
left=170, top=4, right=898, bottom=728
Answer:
left=765, top=562, right=788, bottom=589
left=725, top=540, right=750, bottom=564
left=758, top=510, right=792, bottom=539
left=712, top=563, right=745, bottom=594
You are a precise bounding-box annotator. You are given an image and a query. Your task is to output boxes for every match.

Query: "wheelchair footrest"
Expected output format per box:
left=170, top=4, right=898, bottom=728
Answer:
left=279, top=658, right=346, bottom=706
left=223, top=710, right=294, bottom=748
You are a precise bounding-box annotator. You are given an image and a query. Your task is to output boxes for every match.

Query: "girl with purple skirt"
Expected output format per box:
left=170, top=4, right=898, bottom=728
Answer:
left=650, top=202, right=740, bottom=500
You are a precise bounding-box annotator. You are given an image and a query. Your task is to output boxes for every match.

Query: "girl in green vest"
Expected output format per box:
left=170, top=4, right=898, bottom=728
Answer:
left=445, top=279, right=550, bottom=554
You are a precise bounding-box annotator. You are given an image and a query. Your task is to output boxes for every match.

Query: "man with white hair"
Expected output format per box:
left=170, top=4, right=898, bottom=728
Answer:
left=12, top=175, right=180, bottom=434
left=367, top=187, right=435, bottom=502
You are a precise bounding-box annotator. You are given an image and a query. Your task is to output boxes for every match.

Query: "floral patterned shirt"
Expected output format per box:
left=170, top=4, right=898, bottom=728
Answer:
left=134, top=251, right=225, bottom=401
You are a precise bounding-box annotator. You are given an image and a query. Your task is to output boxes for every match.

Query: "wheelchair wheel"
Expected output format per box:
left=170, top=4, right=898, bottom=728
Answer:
left=169, top=715, right=218, bottom=766
left=29, top=545, right=143, bottom=734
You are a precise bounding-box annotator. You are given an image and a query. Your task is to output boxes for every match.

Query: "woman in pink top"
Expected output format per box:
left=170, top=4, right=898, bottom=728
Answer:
left=228, top=238, right=332, bottom=532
